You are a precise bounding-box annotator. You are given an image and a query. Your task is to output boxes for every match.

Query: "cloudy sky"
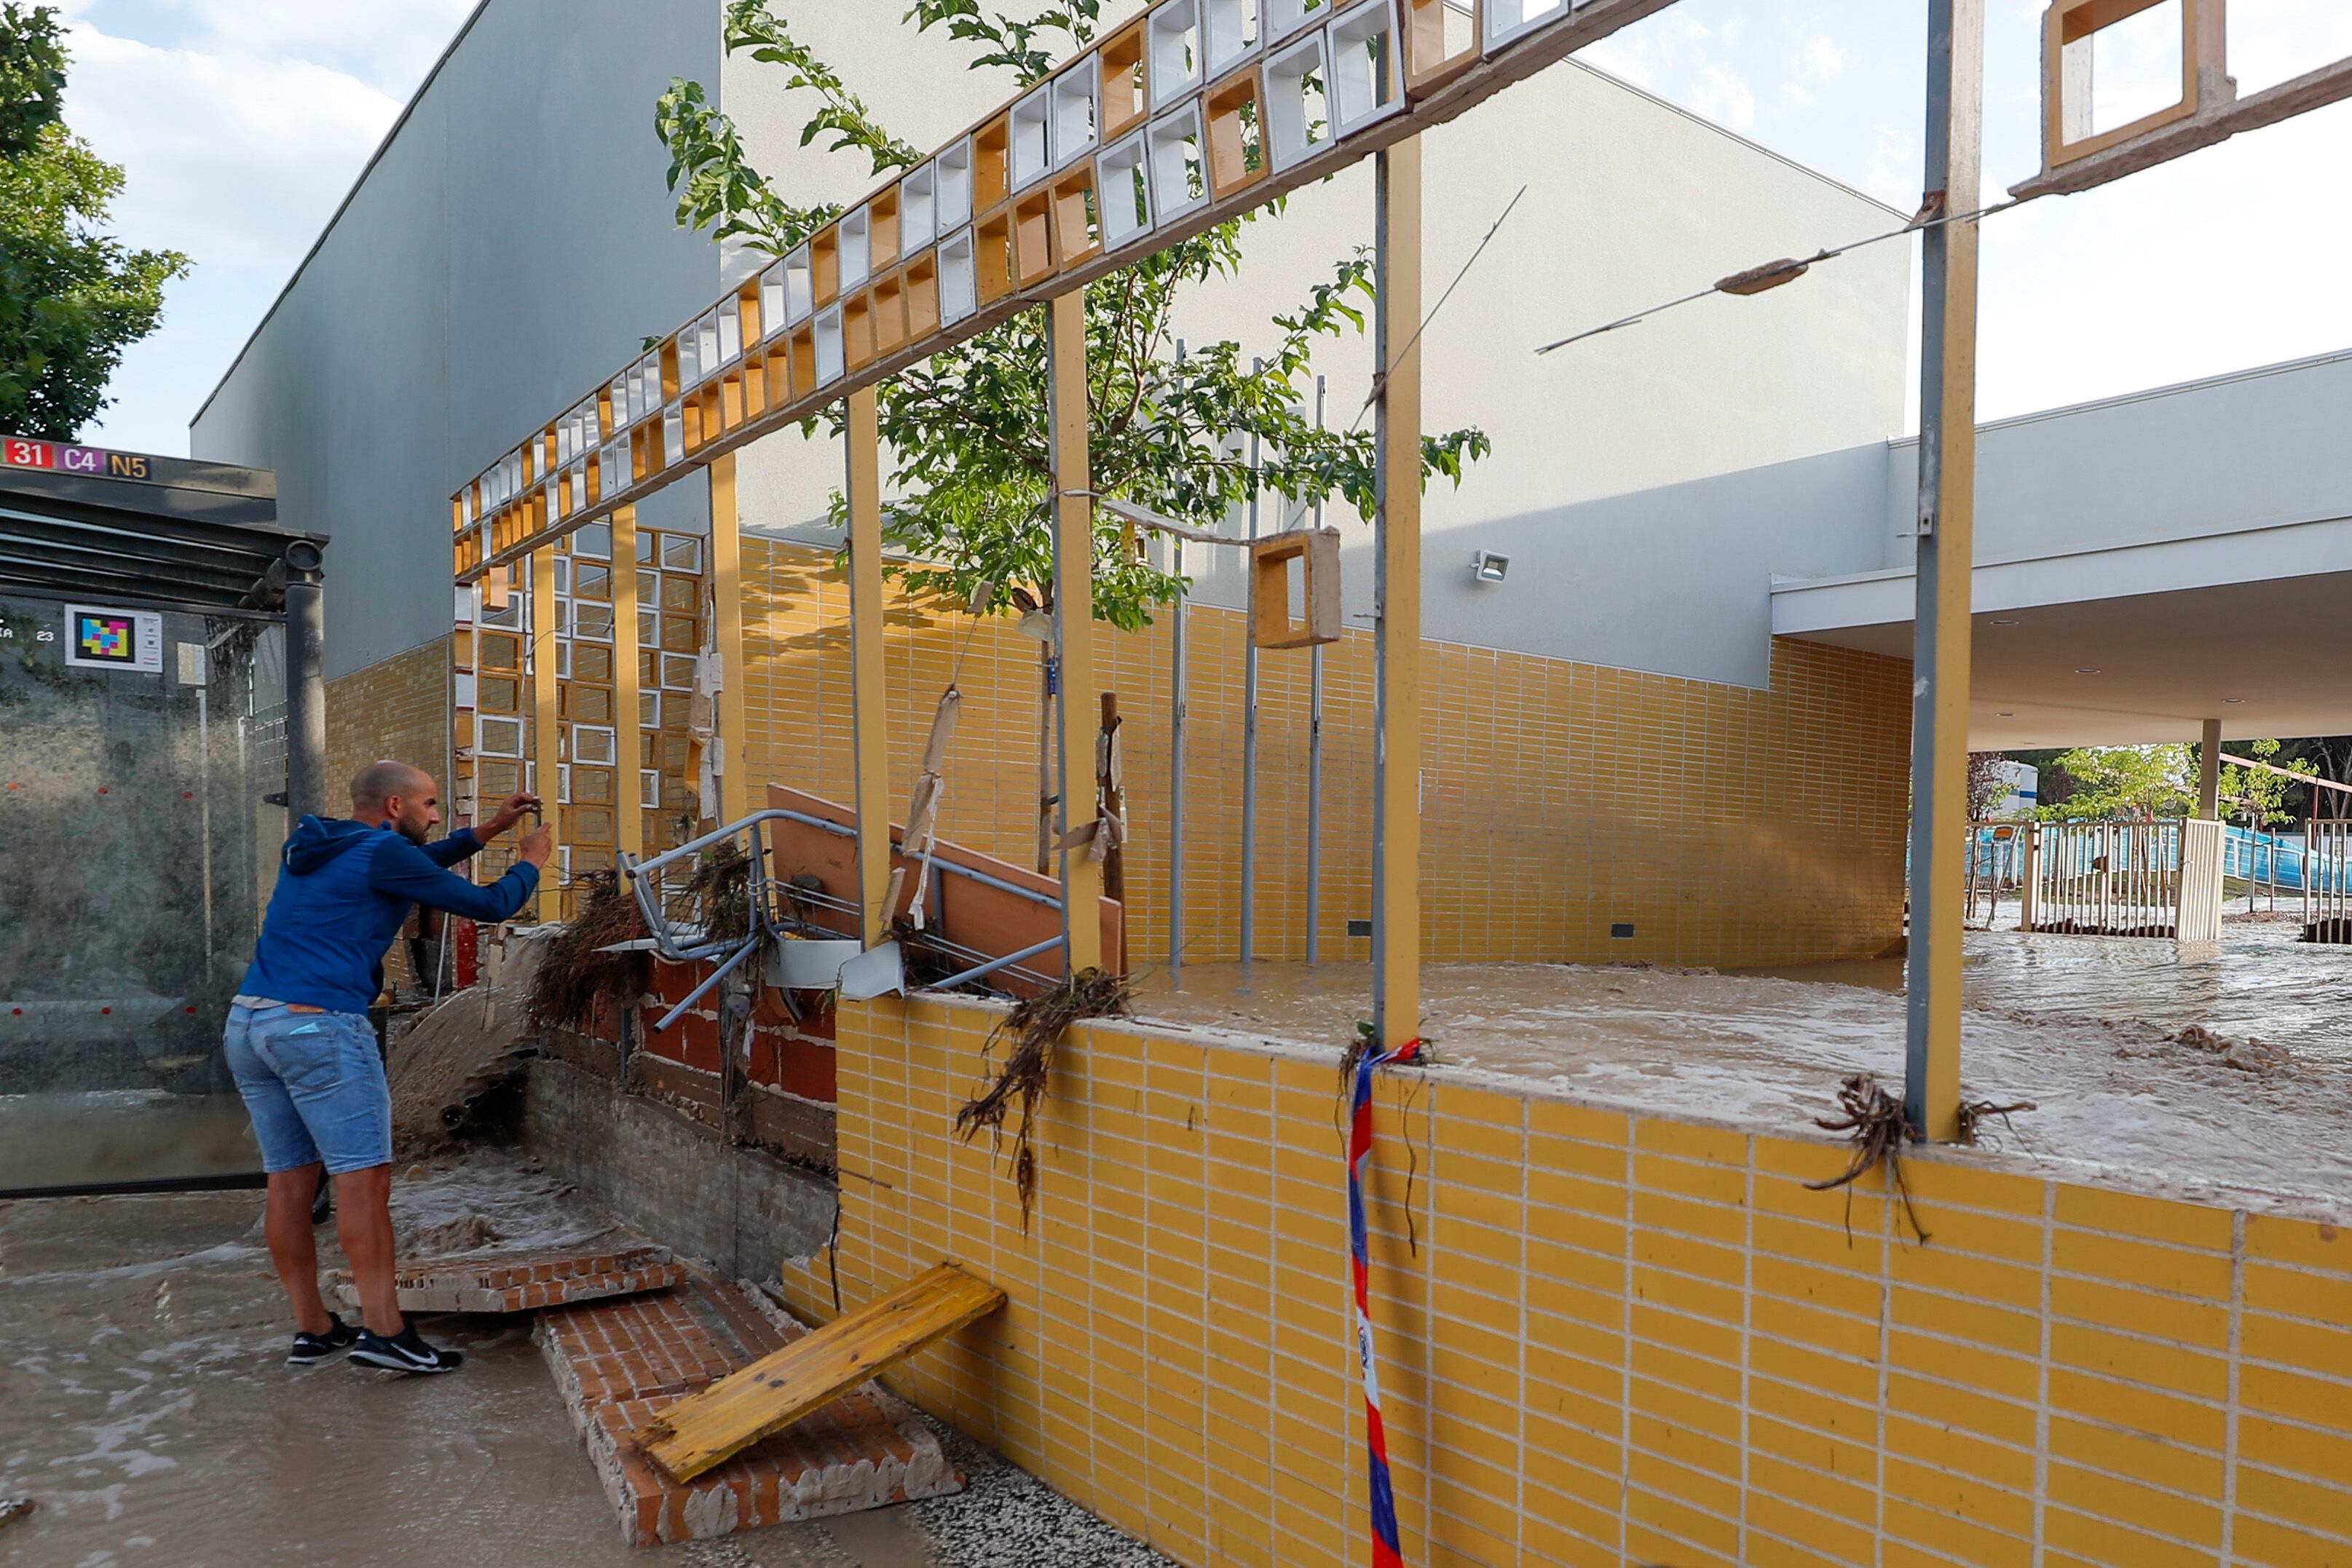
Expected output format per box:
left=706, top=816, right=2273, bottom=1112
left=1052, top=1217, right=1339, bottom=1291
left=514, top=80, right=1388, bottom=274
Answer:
left=47, top=0, right=2352, bottom=454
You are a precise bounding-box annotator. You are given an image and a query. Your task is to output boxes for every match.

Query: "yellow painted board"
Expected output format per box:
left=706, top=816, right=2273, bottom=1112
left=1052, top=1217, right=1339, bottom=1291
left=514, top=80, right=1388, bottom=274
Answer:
left=636, top=1263, right=1004, bottom=1483
left=709, top=452, right=751, bottom=828
left=530, top=545, right=560, bottom=922
left=1046, top=288, right=1102, bottom=972
left=610, top=504, right=642, bottom=858
left=1374, top=137, right=1421, bottom=1046
left=845, top=386, right=893, bottom=946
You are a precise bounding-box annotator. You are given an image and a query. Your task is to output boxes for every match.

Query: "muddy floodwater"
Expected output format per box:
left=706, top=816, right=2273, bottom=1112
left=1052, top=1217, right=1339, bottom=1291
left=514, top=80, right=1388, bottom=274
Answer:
left=0, top=1161, right=1169, bottom=1567
left=1130, top=922, right=2352, bottom=1211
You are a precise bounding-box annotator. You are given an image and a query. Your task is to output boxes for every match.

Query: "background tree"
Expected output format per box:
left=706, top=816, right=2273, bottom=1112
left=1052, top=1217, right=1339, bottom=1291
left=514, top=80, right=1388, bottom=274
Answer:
left=2032, top=744, right=2198, bottom=822
left=655, top=0, right=1491, bottom=631
left=0, top=3, right=187, bottom=440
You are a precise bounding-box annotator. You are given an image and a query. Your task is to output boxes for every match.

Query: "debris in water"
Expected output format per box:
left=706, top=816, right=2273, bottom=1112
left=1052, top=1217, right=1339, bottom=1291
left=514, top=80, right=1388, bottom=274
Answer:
left=1806, top=1073, right=1930, bottom=1243
left=2140, top=1024, right=2298, bottom=1077
left=956, top=968, right=1131, bottom=1226
left=1957, top=1096, right=2037, bottom=1148
left=525, top=871, right=650, bottom=1034
left=0, top=1498, right=32, bottom=1531
left=409, top=1213, right=502, bottom=1257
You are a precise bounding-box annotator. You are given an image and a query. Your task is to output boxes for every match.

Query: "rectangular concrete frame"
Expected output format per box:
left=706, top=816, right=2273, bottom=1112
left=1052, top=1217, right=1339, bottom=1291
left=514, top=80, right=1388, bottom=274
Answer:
left=2044, top=0, right=2215, bottom=168
left=1248, top=527, right=1343, bottom=649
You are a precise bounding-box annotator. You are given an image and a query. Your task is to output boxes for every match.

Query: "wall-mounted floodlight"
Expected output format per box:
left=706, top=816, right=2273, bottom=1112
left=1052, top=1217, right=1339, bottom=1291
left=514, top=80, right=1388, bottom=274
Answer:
left=1472, top=550, right=1510, bottom=584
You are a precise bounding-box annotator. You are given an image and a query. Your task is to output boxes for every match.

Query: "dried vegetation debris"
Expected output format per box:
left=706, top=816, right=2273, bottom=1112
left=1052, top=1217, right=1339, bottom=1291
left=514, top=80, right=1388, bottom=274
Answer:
left=955, top=969, right=1132, bottom=1224
left=525, top=871, right=652, bottom=1034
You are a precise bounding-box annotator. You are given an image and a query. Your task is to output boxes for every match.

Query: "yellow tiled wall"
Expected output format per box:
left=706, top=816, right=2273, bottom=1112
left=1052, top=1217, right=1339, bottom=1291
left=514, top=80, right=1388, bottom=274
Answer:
left=779, top=994, right=2352, bottom=1568
left=324, top=636, right=451, bottom=804
left=741, top=539, right=1911, bottom=970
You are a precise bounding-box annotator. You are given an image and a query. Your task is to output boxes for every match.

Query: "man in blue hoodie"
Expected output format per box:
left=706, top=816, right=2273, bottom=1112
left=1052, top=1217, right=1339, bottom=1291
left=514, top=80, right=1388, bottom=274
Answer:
left=228, top=758, right=550, bottom=1374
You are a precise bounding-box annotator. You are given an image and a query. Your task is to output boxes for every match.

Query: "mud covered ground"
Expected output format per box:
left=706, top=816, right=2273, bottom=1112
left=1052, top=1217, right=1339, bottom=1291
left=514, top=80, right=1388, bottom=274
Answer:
left=1129, top=922, right=2352, bottom=1214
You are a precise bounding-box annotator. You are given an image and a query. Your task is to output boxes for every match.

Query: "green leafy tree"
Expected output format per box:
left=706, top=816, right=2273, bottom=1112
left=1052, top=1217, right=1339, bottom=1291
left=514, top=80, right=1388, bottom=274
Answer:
left=654, top=0, right=1490, bottom=632
left=2217, top=738, right=2313, bottom=831
left=2034, top=744, right=2198, bottom=823
left=0, top=4, right=189, bottom=440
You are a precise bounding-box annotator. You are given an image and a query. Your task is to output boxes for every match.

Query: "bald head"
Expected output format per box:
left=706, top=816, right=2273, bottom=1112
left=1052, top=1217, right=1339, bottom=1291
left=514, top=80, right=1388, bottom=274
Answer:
left=351, top=759, right=433, bottom=811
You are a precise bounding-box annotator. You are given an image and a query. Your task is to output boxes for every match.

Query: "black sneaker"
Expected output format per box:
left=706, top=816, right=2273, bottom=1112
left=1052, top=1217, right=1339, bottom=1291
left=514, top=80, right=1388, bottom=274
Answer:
left=349, top=1323, right=465, bottom=1375
left=288, top=1315, right=359, bottom=1367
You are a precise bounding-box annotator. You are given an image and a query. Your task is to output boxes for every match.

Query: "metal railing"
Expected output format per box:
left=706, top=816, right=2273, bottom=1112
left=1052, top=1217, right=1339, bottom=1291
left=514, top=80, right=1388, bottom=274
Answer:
left=2035, top=820, right=2185, bottom=937
left=2309, top=820, right=2352, bottom=938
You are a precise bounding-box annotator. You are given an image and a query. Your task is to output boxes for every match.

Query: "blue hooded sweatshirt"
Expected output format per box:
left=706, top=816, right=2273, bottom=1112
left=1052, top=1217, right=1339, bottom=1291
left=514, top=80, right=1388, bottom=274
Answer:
left=237, top=815, right=541, bottom=1014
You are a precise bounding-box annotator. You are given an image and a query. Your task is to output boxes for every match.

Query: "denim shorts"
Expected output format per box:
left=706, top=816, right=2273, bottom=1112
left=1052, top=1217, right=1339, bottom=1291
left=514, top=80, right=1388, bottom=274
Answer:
left=223, top=1005, right=392, bottom=1175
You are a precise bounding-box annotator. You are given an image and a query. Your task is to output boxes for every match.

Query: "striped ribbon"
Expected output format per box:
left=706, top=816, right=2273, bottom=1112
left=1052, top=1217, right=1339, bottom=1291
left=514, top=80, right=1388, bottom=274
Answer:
left=1347, top=1034, right=1424, bottom=1568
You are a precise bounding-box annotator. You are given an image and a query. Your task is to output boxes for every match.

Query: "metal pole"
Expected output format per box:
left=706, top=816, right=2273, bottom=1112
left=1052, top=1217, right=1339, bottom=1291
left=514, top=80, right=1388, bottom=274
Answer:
left=283, top=552, right=327, bottom=823
left=1305, top=373, right=1327, bottom=966
left=1372, top=138, right=1424, bottom=1050
left=1240, top=360, right=1263, bottom=964
left=1048, top=289, right=1104, bottom=974
left=1169, top=340, right=1189, bottom=969
left=1903, top=0, right=1982, bottom=1144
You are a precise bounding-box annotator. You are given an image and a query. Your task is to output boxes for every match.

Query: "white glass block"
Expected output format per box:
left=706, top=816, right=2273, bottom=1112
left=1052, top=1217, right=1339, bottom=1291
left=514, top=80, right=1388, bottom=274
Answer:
left=575, top=518, right=612, bottom=560
left=1149, top=0, right=1204, bottom=108
left=1203, top=0, right=1259, bottom=78
left=663, top=403, right=684, bottom=467
left=813, top=304, right=845, bottom=386
left=1266, top=0, right=1325, bottom=45
left=1146, top=103, right=1209, bottom=222
left=938, top=229, right=979, bottom=325
left=783, top=246, right=815, bottom=325
left=678, top=325, right=701, bottom=388
left=696, top=311, right=720, bottom=379
left=661, top=653, right=696, bottom=690
left=640, top=351, right=661, bottom=402
left=1010, top=84, right=1053, bottom=190
left=719, top=298, right=741, bottom=364
left=662, top=534, right=701, bottom=571
left=642, top=770, right=662, bottom=808
left=1051, top=54, right=1100, bottom=168
left=1097, top=130, right=1154, bottom=248
left=609, top=373, right=630, bottom=423
left=899, top=163, right=938, bottom=251
left=556, top=421, right=572, bottom=467
left=1484, top=0, right=1570, bottom=52
left=574, top=602, right=613, bottom=642
left=600, top=444, right=623, bottom=496
left=1264, top=30, right=1329, bottom=169
left=477, top=717, right=524, bottom=757
left=570, top=465, right=587, bottom=512
left=759, top=261, right=788, bottom=340
left=572, top=725, right=617, bottom=764
left=454, top=585, right=475, bottom=624
left=839, top=206, right=872, bottom=290
left=935, top=138, right=975, bottom=231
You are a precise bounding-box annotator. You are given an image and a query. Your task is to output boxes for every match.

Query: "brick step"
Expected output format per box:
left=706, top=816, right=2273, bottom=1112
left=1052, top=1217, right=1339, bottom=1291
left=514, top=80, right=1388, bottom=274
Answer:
left=330, top=1241, right=685, bottom=1315
left=537, top=1275, right=961, bottom=1546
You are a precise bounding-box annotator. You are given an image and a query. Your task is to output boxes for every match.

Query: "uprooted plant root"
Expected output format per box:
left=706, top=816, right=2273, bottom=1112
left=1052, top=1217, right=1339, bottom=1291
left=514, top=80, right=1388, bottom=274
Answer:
left=682, top=842, right=754, bottom=944
left=1807, top=1073, right=1930, bottom=1244
left=525, top=872, right=650, bottom=1033
left=955, top=969, right=1132, bottom=1227
left=1956, top=1094, right=2037, bottom=1147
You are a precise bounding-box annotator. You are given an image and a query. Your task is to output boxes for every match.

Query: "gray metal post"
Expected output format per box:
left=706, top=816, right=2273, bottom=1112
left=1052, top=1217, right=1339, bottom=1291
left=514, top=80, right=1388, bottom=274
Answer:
left=283, top=542, right=328, bottom=821
left=1903, top=0, right=1983, bottom=1143
left=1239, top=360, right=1263, bottom=964
left=1168, top=339, right=1189, bottom=968
left=1305, top=374, right=1327, bottom=965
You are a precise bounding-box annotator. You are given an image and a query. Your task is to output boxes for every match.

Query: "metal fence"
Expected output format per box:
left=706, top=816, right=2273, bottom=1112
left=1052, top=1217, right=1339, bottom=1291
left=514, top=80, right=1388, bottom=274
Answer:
left=2310, top=820, right=2352, bottom=939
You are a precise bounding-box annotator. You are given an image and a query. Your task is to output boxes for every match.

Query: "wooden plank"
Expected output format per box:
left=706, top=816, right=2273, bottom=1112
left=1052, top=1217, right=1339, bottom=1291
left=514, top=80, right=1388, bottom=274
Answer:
left=636, top=1263, right=1003, bottom=1484
left=1047, top=289, right=1102, bottom=973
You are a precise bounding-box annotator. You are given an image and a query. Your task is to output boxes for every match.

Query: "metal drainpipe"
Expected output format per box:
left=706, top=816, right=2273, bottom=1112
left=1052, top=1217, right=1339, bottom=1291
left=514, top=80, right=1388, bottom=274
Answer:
left=281, top=541, right=328, bottom=821
left=1168, top=340, right=1189, bottom=969
left=1239, top=360, right=1262, bottom=965
left=1305, top=374, right=1327, bottom=965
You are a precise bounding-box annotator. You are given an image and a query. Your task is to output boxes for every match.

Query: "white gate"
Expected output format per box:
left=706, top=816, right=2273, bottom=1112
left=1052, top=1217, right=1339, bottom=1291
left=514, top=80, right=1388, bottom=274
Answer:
left=2027, top=820, right=2219, bottom=939
left=2309, top=820, right=2352, bottom=942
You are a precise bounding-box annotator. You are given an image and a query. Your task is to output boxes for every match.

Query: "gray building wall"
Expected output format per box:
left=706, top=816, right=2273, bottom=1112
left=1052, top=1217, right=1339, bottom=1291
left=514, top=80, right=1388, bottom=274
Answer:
left=191, top=0, right=722, bottom=681
left=194, top=0, right=1913, bottom=692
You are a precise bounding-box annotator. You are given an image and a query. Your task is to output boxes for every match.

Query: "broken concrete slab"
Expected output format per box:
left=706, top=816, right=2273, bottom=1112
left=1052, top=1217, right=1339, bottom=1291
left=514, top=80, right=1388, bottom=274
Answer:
left=330, top=1241, right=684, bottom=1315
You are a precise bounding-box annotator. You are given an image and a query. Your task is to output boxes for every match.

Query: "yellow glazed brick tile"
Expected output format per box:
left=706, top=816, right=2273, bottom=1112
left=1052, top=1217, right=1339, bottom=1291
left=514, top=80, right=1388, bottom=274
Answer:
left=1628, top=1366, right=1742, bottom=1442
left=1890, top=1331, right=2041, bottom=1406
left=1751, top=1333, right=1882, bottom=1406
left=1630, top=1300, right=1740, bottom=1367
left=1631, top=1189, right=1747, bottom=1247
left=1880, top=1497, right=2035, bottom=1568
left=1885, top=1413, right=2036, bottom=1492
left=2244, top=1312, right=2352, bottom=1382
left=1632, top=1227, right=1745, bottom=1286
left=2237, top=1468, right=2352, bottom=1543
left=1526, top=1099, right=1630, bottom=1146
left=1750, top=1385, right=1882, bottom=1460
left=2247, top=1262, right=2352, bottom=1331
left=2230, top=1513, right=2352, bottom=1568
left=1523, top=1409, right=1624, bottom=1485
left=1886, top=1237, right=2043, bottom=1310
left=2043, top=1500, right=2220, bottom=1568
left=1526, top=1168, right=1630, bottom=1220
left=2048, top=1366, right=2227, bottom=1451
left=1526, top=1132, right=1632, bottom=1184
left=1755, top=1133, right=1862, bottom=1183
left=1898, top=1157, right=2046, bottom=1217
left=1525, top=1336, right=1630, bottom=1411
left=1518, top=1481, right=1622, bottom=1567
left=2051, top=1275, right=2230, bottom=1351
left=2055, top=1186, right=2235, bottom=1252
left=1753, top=1173, right=1892, bottom=1236
left=1891, top=1286, right=2043, bottom=1357
left=1525, top=1235, right=1627, bottom=1296
left=2242, top=1363, right=2352, bottom=1437
left=1623, top=1521, right=1737, bottom=1568
left=2240, top=1412, right=2352, bottom=1487
left=1630, top=1410, right=1743, bottom=1484
left=1751, top=1292, right=1885, bottom=1360
left=1752, top=1211, right=1887, bottom=1274
left=1633, top=1118, right=1748, bottom=1168
left=1623, top=1486, right=1740, bottom=1564
left=2051, top=1230, right=2234, bottom=1301
left=2051, top=1320, right=2229, bottom=1401
left=2047, top=1416, right=2225, bottom=1502
left=1630, top=1265, right=1742, bottom=1330
left=1745, top=1478, right=1877, bottom=1567
left=1909, top=1204, right=2045, bottom=1266
left=2246, top=1213, right=2352, bottom=1276
left=1633, top=1154, right=1747, bottom=1209
left=1753, top=1253, right=1882, bottom=1321
left=1883, top=1453, right=2036, bottom=1538
left=1887, top=1371, right=2040, bottom=1449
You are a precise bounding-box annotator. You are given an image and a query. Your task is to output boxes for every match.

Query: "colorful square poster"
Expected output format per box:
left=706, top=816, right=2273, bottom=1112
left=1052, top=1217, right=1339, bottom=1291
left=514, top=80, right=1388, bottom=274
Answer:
left=63, top=606, right=164, bottom=673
